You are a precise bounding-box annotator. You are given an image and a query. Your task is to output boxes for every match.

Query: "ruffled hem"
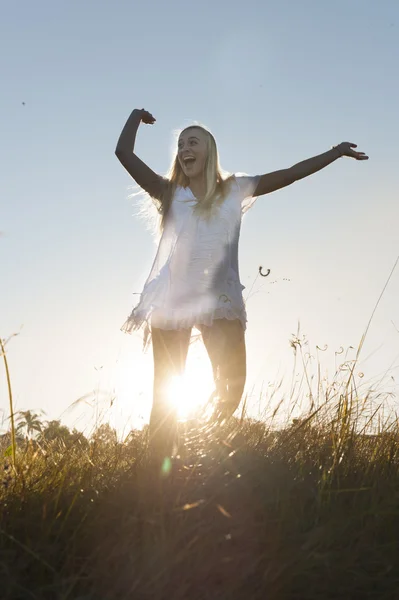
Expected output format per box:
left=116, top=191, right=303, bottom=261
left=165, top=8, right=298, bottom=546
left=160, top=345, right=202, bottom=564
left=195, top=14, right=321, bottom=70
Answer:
left=120, top=304, right=247, bottom=351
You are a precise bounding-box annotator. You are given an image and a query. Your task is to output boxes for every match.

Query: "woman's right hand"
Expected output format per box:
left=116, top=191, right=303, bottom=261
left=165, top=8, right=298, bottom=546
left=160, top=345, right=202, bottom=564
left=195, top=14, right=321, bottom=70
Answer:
left=135, top=108, right=156, bottom=124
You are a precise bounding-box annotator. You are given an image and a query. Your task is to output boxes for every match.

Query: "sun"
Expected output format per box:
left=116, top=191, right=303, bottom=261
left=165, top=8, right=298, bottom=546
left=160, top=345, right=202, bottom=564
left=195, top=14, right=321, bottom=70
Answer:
left=166, top=354, right=215, bottom=420
left=113, top=341, right=215, bottom=430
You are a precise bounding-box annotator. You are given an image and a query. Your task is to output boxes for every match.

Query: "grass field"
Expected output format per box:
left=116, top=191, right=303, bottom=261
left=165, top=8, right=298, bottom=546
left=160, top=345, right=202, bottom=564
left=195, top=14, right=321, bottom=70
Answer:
left=1, top=377, right=399, bottom=600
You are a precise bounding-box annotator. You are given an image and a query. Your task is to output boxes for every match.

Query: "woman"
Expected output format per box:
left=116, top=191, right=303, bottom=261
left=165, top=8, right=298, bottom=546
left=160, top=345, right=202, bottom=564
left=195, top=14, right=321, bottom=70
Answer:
left=115, top=107, right=368, bottom=460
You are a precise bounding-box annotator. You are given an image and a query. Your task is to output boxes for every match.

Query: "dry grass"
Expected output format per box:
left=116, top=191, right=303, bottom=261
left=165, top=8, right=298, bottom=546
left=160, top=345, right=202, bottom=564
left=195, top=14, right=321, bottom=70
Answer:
left=1, top=388, right=399, bottom=600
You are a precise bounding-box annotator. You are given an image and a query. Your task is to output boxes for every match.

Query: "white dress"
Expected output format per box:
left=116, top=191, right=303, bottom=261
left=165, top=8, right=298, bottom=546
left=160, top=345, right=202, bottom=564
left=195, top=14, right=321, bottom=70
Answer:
left=121, top=174, right=260, bottom=349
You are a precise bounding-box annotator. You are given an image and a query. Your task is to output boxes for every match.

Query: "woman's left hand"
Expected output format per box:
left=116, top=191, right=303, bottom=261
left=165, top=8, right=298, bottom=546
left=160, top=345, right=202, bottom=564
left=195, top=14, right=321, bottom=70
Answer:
left=336, top=142, right=369, bottom=160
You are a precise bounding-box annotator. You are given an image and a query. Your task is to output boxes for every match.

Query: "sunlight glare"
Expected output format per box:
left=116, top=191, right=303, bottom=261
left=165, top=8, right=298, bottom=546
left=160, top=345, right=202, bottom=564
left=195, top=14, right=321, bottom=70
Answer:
left=166, top=359, right=214, bottom=420
left=114, top=341, right=214, bottom=428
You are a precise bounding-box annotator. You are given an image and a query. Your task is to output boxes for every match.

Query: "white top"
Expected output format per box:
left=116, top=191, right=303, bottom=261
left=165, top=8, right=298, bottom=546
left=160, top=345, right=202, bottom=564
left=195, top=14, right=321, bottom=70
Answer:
left=121, top=174, right=261, bottom=349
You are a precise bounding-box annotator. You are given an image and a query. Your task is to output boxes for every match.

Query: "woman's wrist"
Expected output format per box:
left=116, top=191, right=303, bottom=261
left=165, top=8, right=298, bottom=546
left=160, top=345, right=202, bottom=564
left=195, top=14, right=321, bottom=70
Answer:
left=332, top=144, right=344, bottom=158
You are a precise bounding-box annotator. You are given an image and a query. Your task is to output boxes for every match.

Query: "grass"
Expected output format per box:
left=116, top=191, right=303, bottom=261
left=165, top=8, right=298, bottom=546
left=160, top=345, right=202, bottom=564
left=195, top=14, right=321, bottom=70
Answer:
left=1, top=378, right=399, bottom=600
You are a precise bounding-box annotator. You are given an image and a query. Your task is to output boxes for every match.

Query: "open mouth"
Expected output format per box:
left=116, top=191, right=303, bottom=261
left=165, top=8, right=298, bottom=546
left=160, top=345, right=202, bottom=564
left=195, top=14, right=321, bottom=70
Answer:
left=183, top=156, right=196, bottom=168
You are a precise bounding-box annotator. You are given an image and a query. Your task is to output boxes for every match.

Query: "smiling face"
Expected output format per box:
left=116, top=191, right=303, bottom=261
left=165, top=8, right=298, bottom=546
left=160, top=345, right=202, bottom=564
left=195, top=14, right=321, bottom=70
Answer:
left=177, top=127, right=209, bottom=180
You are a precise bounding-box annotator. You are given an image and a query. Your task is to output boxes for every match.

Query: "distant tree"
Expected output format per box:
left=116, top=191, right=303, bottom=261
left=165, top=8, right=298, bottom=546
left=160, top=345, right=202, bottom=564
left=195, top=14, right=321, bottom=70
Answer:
left=124, top=426, right=148, bottom=448
left=91, top=423, right=118, bottom=446
left=69, top=427, right=89, bottom=450
left=0, top=430, right=25, bottom=453
left=15, top=410, right=44, bottom=440
left=40, top=420, right=72, bottom=445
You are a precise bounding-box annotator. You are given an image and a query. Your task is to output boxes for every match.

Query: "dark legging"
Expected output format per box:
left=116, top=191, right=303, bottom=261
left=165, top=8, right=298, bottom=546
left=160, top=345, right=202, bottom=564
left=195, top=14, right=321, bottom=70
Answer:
left=149, top=318, right=246, bottom=459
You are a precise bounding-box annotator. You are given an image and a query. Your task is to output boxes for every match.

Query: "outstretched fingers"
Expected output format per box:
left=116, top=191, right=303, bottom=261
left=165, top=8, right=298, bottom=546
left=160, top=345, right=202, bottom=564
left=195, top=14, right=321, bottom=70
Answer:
left=341, top=141, right=369, bottom=160
left=352, top=150, right=369, bottom=160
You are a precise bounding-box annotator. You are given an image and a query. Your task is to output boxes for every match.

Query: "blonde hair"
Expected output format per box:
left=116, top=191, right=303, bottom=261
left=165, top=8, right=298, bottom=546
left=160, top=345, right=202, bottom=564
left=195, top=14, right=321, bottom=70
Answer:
left=153, top=124, right=233, bottom=231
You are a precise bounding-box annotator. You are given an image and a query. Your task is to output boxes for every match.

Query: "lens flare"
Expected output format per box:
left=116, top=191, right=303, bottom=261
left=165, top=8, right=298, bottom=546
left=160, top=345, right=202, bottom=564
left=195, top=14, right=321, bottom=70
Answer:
left=166, top=367, right=213, bottom=420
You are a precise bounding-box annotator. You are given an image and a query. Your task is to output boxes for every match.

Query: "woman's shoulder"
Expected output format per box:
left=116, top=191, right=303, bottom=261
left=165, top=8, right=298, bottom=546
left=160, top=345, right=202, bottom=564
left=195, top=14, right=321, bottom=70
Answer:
left=221, top=173, right=248, bottom=197
left=223, top=173, right=253, bottom=188
left=230, top=173, right=261, bottom=198
left=220, top=174, right=237, bottom=193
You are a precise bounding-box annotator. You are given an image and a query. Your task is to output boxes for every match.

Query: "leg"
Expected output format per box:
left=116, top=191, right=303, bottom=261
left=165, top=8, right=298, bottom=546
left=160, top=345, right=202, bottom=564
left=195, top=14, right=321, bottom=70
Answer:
left=198, top=319, right=246, bottom=419
left=150, top=326, right=192, bottom=460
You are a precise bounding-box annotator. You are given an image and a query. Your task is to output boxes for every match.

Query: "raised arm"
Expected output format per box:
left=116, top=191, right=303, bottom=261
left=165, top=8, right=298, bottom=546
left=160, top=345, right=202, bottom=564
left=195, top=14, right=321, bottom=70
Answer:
left=253, top=142, right=369, bottom=197
left=115, top=108, right=167, bottom=199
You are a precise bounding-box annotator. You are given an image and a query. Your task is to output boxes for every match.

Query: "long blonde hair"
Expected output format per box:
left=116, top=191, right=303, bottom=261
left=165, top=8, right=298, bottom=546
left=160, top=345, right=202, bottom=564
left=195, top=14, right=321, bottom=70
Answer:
left=154, top=124, right=233, bottom=231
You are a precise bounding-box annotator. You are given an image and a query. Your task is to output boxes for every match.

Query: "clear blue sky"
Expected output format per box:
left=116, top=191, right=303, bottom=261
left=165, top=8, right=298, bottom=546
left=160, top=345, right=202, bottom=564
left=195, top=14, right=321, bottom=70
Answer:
left=1, top=0, right=398, bottom=436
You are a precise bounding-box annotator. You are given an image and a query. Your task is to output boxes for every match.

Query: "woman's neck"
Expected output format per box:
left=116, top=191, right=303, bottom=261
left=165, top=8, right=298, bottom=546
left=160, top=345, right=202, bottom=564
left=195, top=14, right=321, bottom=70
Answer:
left=188, top=176, right=206, bottom=200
